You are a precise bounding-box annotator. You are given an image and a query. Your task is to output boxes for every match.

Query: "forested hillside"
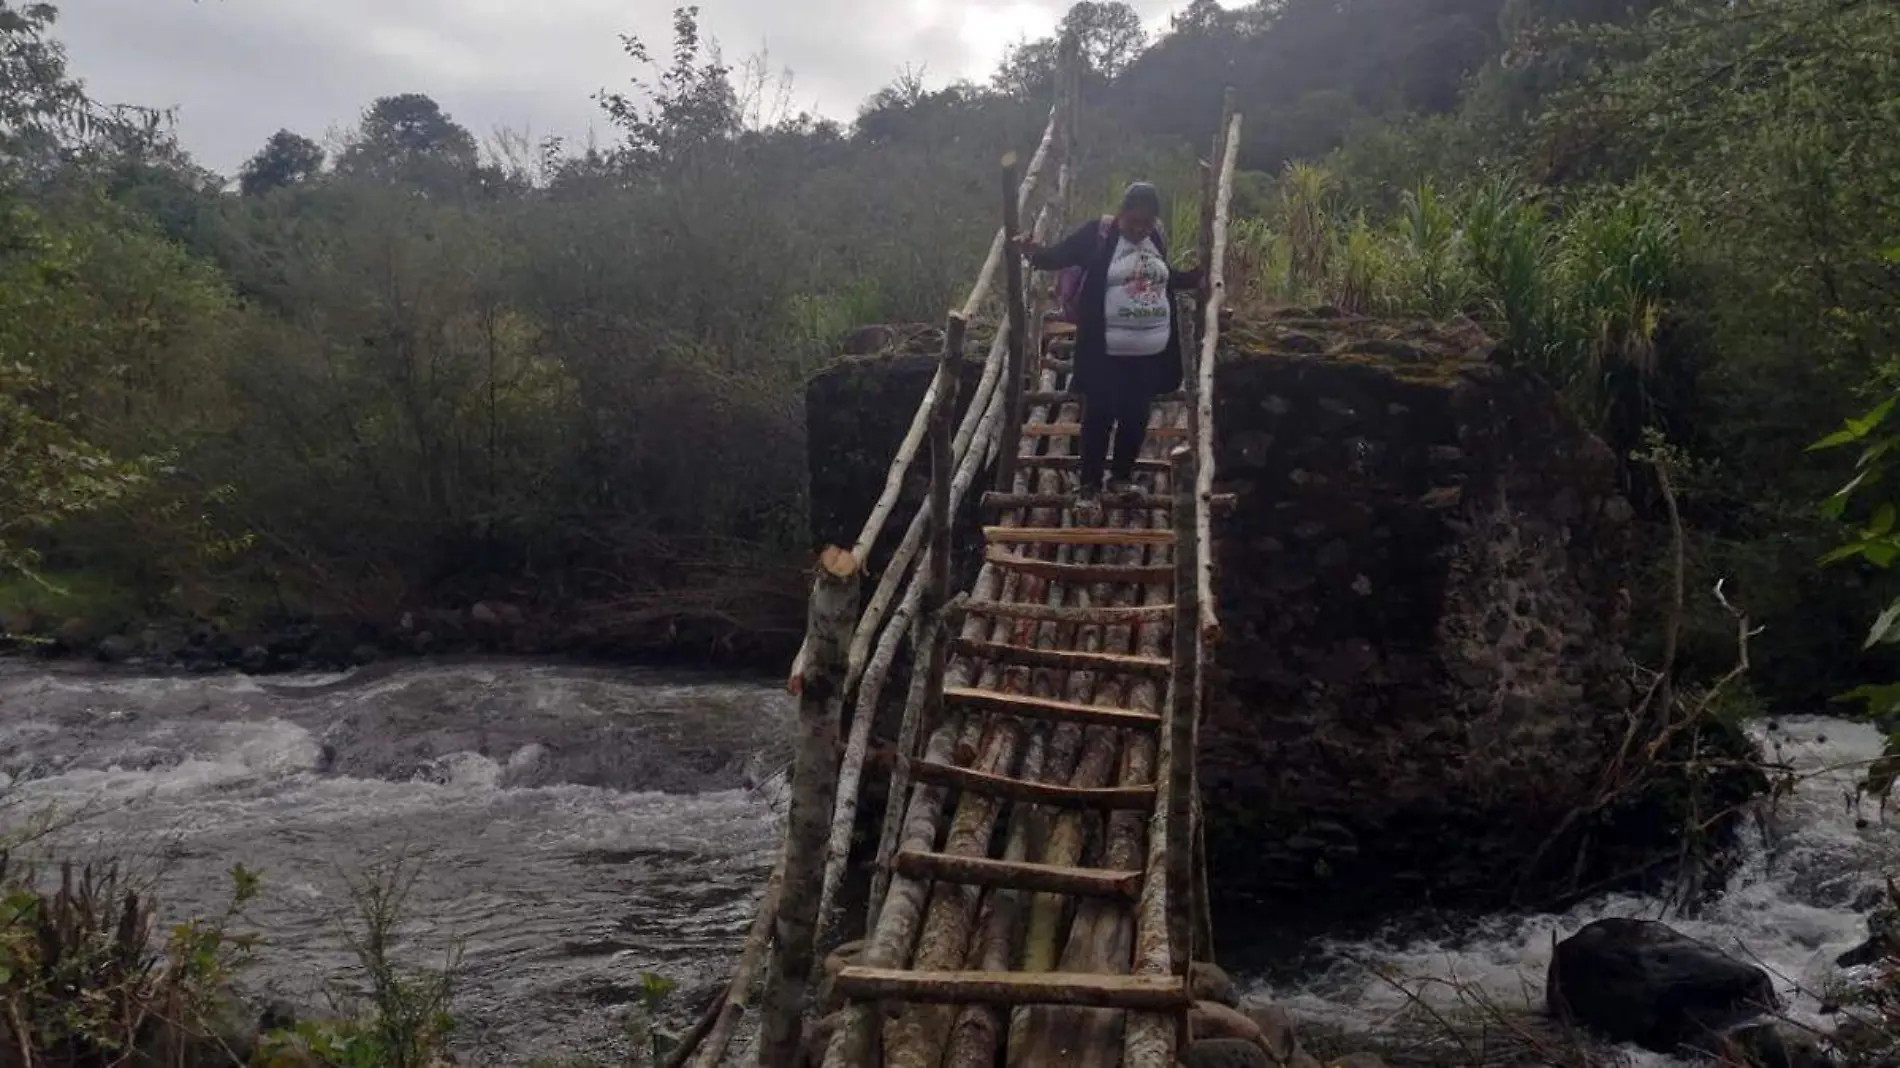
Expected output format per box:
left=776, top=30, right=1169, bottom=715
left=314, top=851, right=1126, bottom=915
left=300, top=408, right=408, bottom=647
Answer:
left=2, top=0, right=1895, bottom=710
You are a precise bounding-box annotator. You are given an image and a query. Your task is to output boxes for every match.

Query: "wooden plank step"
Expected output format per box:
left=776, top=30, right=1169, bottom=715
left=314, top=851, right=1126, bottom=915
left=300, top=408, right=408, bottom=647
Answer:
left=833, top=967, right=1189, bottom=1010
left=1022, top=423, right=1190, bottom=439
left=985, top=548, right=1172, bottom=585
left=942, top=685, right=1161, bottom=730
left=952, top=637, right=1171, bottom=678
left=981, top=491, right=1171, bottom=512
left=983, top=526, right=1177, bottom=547
left=962, top=600, right=1175, bottom=625
left=1023, top=390, right=1187, bottom=407
left=892, top=850, right=1143, bottom=899
left=1018, top=455, right=1170, bottom=472
left=906, top=759, right=1157, bottom=810
left=981, top=491, right=1238, bottom=515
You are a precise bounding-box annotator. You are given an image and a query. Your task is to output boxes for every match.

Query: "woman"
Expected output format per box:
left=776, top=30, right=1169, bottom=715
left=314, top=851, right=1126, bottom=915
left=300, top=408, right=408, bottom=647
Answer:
left=1014, top=182, right=1203, bottom=521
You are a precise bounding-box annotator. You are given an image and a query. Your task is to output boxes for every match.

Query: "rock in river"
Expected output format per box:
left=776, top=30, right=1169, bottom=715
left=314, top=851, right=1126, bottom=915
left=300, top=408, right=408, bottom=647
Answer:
left=1546, top=918, right=1777, bottom=1052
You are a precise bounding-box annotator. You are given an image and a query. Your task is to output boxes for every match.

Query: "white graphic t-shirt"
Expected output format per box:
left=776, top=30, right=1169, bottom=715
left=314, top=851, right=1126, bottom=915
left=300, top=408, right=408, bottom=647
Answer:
left=1102, top=233, right=1172, bottom=357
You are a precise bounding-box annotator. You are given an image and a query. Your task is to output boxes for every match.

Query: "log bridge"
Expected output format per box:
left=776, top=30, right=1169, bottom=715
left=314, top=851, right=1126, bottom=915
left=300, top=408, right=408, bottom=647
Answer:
left=680, top=54, right=1245, bottom=1068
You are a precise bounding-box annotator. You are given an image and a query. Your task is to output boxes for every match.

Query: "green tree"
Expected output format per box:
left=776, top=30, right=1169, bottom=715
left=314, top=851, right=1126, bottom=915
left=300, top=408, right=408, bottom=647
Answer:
left=240, top=129, right=325, bottom=196
left=334, top=93, right=479, bottom=192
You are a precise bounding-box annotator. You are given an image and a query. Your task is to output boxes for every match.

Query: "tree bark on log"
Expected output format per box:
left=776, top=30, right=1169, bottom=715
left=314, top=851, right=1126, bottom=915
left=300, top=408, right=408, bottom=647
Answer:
left=1195, top=109, right=1241, bottom=649
left=758, top=547, right=860, bottom=1068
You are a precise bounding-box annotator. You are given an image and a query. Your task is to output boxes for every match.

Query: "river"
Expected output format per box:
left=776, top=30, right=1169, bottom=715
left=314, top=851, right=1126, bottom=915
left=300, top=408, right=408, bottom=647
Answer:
left=0, top=661, right=1890, bottom=1065
left=0, top=658, right=791, bottom=1065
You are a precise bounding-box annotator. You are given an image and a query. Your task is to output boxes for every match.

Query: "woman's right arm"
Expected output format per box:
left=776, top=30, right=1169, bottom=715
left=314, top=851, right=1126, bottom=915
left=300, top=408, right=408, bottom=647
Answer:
left=1021, top=221, right=1098, bottom=272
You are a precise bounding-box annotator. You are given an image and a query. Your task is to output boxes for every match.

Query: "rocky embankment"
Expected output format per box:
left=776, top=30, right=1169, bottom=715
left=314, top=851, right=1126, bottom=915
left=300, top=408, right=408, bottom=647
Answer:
left=805, top=309, right=1765, bottom=925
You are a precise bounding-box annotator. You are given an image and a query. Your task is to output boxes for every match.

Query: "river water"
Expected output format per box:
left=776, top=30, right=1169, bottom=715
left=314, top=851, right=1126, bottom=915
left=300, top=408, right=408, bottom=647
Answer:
left=0, top=659, right=792, bottom=1065
left=0, top=661, right=1891, bottom=1065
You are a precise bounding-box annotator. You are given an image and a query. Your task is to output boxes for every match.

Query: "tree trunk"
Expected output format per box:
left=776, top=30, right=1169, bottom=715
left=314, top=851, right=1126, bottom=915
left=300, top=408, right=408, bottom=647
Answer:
left=758, top=548, right=861, bottom=1068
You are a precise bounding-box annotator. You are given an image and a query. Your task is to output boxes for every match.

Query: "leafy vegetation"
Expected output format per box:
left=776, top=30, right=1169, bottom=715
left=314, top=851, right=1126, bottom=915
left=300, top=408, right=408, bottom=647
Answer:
left=0, top=0, right=1894, bottom=708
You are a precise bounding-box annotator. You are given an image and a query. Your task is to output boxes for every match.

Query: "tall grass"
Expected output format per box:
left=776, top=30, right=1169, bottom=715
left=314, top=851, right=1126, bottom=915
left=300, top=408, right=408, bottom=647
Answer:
left=1229, top=163, right=1685, bottom=441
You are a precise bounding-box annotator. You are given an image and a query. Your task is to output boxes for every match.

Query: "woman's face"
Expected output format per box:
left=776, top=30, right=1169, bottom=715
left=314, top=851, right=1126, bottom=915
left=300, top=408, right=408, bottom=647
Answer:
left=1118, top=206, right=1158, bottom=243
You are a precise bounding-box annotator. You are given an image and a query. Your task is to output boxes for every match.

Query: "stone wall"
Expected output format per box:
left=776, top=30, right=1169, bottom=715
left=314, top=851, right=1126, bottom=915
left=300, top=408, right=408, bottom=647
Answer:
left=1201, top=311, right=1638, bottom=922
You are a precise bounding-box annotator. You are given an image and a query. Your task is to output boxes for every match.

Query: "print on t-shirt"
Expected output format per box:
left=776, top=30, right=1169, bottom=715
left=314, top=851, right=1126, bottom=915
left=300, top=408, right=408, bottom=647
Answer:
left=1103, top=234, right=1171, bottom=357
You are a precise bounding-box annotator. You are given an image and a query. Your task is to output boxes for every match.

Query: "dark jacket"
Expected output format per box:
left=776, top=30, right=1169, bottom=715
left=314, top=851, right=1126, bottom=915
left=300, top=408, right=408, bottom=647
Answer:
left=1028, top=217, right=1205, bottom=397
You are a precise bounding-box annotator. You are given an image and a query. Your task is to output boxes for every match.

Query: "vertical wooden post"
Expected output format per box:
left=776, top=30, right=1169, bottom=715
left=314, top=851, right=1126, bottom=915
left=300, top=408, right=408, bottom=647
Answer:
left=994, top=153, right=1030, bottom=494
left=1194, top=88, right=1234, bottom=352
left=1167, top=446, right=1198, bottom=976
left=758, top=546, right=860, bottom=1068
left=865, top=314, right=964, bottom=931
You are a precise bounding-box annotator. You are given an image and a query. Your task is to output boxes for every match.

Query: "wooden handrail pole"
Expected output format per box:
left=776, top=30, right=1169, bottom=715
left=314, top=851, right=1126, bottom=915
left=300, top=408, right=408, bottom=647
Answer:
left=865, top=314, right=963, bottom=931
left=1167, top=445, right=1198, bottom=976
left=994, top=152, right=1030, bottom=494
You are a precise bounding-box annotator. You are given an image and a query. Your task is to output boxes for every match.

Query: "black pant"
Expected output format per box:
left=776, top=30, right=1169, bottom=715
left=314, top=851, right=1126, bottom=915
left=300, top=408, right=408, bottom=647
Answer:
left=1079, top=354, right=1164, bottom=491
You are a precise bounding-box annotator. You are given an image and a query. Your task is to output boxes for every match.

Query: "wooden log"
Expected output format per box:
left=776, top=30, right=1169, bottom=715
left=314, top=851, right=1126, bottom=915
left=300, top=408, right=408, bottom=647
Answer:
left=758, top=547, right=860, bottom=1068
left=981, top=491, right=1237, bottom=515
left=942, top=685, right=1160, bottom=730
left=1197, top=109, right=1242, bottom=650
left=1166, top=447, right=1198, bottom=975
left=1019, top=454, right=1169, bottom=473
left=1016, top=404, right=1184, bottom=1068
left=1022, top=389, right=1186, bottom=407
left=823, top=557, right=1017, bottom=1068
left=963, top=599, right=1174, bottom=626
left=985, top=548, right=1172, bottom=585
left=984, top=526, right=1178, bottom=547
left=1021, top=422, right=1190, bottom=440
left=892, top=850, right=1144, bottom=900
left=813, top=302, right=1016, bottom=947
left=866, top=325, right=962, bottom=933
left=905, top=759, right=1155, bottom=810
left=951, top=637, right=1171, bottom=678
left=836, top=968, right=1189, bottom=1010
left=995, top=152, right=1032, bottom=496
left=685, top=855, right=783, bottom=1068
left=944, top=723, right=1049, bottom=1068
left=665, top=984, right=727, bottom=1068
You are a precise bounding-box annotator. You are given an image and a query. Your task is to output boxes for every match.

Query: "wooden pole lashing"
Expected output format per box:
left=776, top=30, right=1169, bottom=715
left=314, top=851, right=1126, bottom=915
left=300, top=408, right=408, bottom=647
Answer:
left=758, top=546, right=860, bottom=1068
left=994, top=152, right=1031, bottom=496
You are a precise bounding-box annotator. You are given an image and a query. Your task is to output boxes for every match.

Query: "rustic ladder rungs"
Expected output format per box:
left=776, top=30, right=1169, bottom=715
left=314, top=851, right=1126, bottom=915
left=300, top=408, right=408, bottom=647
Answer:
left=981, top=491, right=1172, bottom=512
left=985, top=548, right=1173, bottom=585
left=942, top=685, right=1162, bottom=729
left=1022, top=390, right=1187, bottom=407
left=1018, top=455, right=1171, bottom=472
left=833, top=967, right=1190, bottom=1010
left=961, top=599, right=1175, bottom=625
left=891, top=850, right=1143, bottom=899
left=906, top=758, right=1157, bottom=810
left=952, top=638, right=1172, bottom=678
left=1022, top=423, right=1191, bottom=440
left=983, top=526, right=1177, bottom=547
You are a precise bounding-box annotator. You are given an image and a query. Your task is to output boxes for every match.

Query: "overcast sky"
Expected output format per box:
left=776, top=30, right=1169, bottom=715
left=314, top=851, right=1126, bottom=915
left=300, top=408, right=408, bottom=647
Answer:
left=55, top=0, right=1212, bottom=176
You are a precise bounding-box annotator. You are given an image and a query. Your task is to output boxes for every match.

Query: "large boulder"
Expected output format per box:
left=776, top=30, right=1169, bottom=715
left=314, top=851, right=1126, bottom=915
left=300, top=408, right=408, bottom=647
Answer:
left=1546, top=918, right=1777, bottom=1051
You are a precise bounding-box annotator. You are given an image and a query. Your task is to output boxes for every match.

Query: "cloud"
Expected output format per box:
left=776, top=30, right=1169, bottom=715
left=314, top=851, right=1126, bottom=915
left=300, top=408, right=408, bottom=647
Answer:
left=53, top=0, right=1189, bottom=174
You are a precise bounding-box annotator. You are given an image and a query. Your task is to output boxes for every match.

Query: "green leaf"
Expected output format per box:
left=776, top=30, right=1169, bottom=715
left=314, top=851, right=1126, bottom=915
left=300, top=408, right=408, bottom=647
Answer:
left=1871, top=504, right=1897, bottom=537
left=1866, top=600, right=1900, bottom=649
left=1834, top=682, right=1900, bottom=716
